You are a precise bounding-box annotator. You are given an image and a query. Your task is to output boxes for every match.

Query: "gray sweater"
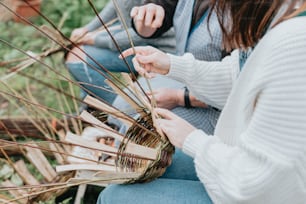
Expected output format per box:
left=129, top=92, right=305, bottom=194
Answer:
left=84, top=0, right=176, bottom=53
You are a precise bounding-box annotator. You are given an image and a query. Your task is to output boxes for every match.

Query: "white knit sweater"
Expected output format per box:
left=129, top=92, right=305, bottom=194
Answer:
left=167, top=16, right=306, bottom=204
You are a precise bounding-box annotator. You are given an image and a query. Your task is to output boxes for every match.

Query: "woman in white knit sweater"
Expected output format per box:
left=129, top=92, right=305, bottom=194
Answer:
left=98, top=0, right=306, bottom=203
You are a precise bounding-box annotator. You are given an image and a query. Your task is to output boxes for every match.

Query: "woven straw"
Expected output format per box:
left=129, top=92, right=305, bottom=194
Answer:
left=117, top=114, right=174, bottom=183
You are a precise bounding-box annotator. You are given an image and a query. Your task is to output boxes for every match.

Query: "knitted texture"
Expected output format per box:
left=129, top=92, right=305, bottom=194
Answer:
left=176, top=17, right=306, bottom=204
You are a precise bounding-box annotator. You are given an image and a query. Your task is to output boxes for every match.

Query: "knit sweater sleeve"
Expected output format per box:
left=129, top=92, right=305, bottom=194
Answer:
left=85, top=1, right=117, bottom=32
left=182, top=17, right=306, bottom=204
left=167, top=50, right=240, bottom=109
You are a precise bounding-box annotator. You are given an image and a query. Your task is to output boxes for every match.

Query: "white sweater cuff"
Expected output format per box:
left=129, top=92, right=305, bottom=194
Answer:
left=182, top=129, right=208, bottom=158
left=166, top=53, right=195, bottom=82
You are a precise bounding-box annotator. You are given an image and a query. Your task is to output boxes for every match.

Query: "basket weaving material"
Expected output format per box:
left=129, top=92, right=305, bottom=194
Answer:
left=0, top=155, right=75, bottom=203
left=58, top=109, right=175, bottom=186
left=117, top=114, right=174, bottom=183
left=33, top=171, right=75, bottom=202
left=0, top=0, right=175, bottom=201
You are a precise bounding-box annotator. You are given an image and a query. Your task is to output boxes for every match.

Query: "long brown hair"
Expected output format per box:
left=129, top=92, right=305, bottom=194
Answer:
left=210, top=0, right=306, bottom=51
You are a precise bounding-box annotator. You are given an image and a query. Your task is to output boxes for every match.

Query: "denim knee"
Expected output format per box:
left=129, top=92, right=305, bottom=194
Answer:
left=97, top=185, right=117, bottom=204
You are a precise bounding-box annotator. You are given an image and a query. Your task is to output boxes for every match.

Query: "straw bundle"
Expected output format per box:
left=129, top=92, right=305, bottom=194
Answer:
left=56, top=107, right=174, bottom=186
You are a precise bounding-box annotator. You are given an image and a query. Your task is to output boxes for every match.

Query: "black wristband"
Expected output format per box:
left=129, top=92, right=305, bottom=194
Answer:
left=184, top=87, right=192, bottom=108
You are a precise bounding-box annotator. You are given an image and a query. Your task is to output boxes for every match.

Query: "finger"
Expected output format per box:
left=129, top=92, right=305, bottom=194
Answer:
left=144, top=72, right=155, bottom=79
left=119, top=48, right=135, bottom=59
left=152, top=7, right=165, bottom=28
left=136, top=54, right=156, bottom=65
left=132, top=57, right=150, bottom=78
left=70, top=36, right=77, bottom=41
left=144, top=6, right=155, bottom=27
left=133, top=63, right=145, bottom=74
left=130, top=6, right=139, bottom=18
left=157, top=119, right=174, bottom=135
left=120, top=46, right=148, bottom=59
left=155, top=108, right=177, bottom=120
left=148, top=73, right=157, bottom=78
left=136, top=7, right=145, bottom=21
left=146, top=90, right=157, bottom=95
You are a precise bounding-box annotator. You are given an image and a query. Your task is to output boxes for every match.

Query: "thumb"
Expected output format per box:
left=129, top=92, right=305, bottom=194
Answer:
left=130, top=7, right=139, bottom=18
left=146, top=90, right=157, bottom=95
left=136, top=54, right=156, bottom=65
left=155, top=108, right=176, bottom=120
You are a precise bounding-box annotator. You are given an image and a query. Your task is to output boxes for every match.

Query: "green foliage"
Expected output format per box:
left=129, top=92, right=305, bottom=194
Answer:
left=36, top=0, right=108, bottom=35
left=0, top=0, right=109, bottom=60
left=0, top=0, right=110, bottom=116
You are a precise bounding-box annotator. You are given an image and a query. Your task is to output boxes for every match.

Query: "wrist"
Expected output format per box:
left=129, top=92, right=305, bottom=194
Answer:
left=79, top=27, right=89, bottom=34
left=176, top=89, right=185, bottom=107
left=184, top=87, right=192, bottom=108
left=163, top=53, right=171, bottom=74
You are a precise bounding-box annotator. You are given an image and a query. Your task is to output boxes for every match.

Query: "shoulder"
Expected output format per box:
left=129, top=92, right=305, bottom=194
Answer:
left=241, top=16, right=306, bottom=85
left=264, top=16, right=306, bottom=46
left=253, top=16, right=306, bottom=64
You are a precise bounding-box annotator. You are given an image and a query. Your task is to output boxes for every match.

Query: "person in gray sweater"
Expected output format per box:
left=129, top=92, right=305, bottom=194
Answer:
left=65, top=0, right=175, bottom=103
left=100, top=0, right=224, bottom=201
left=110, top=0, right=223, bottom=139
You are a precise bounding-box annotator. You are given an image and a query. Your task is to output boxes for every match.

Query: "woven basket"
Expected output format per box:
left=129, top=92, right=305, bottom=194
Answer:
left=57, top=107, right=175, bottom=186
left=117, top=114, right=174, bottom=183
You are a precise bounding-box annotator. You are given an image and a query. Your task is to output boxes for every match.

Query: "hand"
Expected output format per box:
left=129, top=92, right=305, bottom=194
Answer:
left=78, top=32, right=96, bottom=45
left=120, top=46, right=170, bottom=77
left=130, top=3, right=165, bottom=37
left=155, top=108, right=196, bottom=148
left=70, top=27, right=88, bottom=42
left=148, top=88, right=183, bottom=109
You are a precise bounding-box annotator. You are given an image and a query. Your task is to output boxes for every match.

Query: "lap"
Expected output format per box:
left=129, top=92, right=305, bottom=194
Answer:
left=98, top=178, right=212, bottom=204
left=83, top=45, right=135, bottom=73
left=160, top=148, right=198, bottom=180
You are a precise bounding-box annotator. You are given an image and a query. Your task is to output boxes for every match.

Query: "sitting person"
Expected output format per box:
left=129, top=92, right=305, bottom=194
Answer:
left=108, top=0, right=225, bottom=181
left=111, top=0, right=224, bottom=135
left=99, top=0, right=306, bottom=203
left=65, top=0, right=175, bottom=104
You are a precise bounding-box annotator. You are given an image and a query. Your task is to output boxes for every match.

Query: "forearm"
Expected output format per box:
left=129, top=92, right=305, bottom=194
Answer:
left=167, top=50, right=240, bottom=109
left=176, top=89, right=207, bottom=108
left=85, top=1, right=117, bottom=32
left=94, top=28, right=149, bottom=50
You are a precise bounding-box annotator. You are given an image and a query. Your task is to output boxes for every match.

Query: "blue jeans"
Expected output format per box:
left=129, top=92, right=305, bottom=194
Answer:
left=98, top=179, right=212, bottom=204
left=97, top=149, right=212, bottom=204
left=99, top=76, right=217, bottom=203
left=66, top=45, right=135, bottom=104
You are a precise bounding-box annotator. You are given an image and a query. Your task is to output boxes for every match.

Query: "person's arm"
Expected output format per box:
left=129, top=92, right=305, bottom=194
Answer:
left=167, top=51, right=240, bottom=109
left=120, top=46, right=240, bottom=109
left=156, top=18, right=306, bottom=204
left=70, top=1, right=117, bottom=42
left=144, top=0, right=177, bottom=37
left=131, top=0, right=178, bottom=38
left=147, top=88, right=207, bottom=110
left=84, top=1, right=117, bottom=32
left=93, top=27, right=152, bottom=50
